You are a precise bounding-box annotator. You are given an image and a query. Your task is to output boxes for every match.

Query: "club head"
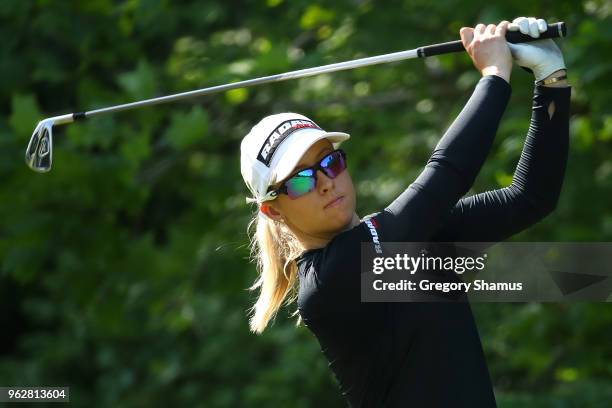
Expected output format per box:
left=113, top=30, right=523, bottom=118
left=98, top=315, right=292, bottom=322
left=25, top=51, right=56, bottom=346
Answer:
left=25, top=119, right=53, bottom=172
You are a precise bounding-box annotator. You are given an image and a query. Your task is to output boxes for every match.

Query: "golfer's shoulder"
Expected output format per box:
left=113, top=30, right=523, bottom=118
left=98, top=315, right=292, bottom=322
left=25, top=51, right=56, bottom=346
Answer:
left=328, top=213, right=380, bottom=257
left=296, top=216, right=371, bottom=277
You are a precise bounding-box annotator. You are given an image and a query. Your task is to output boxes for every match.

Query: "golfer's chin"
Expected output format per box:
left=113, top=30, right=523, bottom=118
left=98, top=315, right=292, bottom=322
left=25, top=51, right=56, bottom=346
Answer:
left=324, top=205, right=356, bottom=234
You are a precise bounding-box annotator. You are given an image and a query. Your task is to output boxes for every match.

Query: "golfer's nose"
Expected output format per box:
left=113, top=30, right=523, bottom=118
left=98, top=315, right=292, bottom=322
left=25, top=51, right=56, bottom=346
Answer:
left=316, top=169, right=333, bottom=193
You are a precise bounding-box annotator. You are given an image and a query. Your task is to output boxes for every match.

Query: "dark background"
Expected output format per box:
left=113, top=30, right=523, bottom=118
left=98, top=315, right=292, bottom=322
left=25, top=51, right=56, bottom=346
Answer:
left=1, top=0, right=611, bottom=406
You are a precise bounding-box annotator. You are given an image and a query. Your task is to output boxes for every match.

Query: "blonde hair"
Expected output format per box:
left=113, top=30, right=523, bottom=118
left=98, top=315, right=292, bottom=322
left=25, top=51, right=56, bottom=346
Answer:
left=246, top=209, right=305, bottom=334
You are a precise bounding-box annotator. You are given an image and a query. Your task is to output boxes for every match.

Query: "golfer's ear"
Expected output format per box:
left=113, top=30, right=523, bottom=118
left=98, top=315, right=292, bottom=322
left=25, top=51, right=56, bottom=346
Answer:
left=460, top=27, right=474, bottom=50
left=260, top=203, right=282, bottom=221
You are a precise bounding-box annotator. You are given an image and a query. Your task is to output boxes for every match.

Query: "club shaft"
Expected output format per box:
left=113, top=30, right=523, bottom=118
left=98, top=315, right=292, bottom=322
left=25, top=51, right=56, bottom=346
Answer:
left=62, top=21, right=566, bottom=123
left=82, top=49, right=420, bottom=119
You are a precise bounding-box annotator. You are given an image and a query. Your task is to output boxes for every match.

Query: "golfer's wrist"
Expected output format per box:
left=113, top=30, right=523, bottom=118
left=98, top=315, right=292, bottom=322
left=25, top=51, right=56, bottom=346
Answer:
left=481, top=66, right=511, bottom=83
left=540, top=69, right=569, bottom=87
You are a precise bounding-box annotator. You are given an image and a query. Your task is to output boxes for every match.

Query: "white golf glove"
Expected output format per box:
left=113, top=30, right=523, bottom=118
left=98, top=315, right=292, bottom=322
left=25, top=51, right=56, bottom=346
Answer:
left=507, top=17, right=566, bottom=82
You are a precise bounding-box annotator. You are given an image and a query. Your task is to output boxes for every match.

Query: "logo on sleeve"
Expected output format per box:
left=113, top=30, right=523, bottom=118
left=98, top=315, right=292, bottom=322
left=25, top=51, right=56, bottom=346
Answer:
left=364, top=217, right=383, bottom=254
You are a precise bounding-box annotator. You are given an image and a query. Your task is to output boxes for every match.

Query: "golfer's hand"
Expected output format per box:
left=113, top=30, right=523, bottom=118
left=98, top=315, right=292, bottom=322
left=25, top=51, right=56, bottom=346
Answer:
left=507, top=17, right=567, bottom=83
left=460, top=20, right=513, bottom=83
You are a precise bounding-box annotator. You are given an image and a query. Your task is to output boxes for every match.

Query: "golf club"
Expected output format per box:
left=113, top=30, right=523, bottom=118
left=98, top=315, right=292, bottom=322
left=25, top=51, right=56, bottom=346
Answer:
left=25, top=21, right=567, bottom=173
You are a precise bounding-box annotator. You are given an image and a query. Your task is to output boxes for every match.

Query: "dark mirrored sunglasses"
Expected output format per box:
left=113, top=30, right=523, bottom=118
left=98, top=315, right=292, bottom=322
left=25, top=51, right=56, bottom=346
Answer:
left=268, top=149, right=347, bottom=199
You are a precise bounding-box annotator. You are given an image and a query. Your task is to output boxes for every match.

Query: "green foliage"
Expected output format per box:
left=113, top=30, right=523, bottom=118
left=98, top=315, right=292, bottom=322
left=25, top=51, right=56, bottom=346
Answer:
left=165, top=106, right=209, bottom=150
left=8, top=94, right=42, bottom=139
left=0, top=1, right=610, bottom=406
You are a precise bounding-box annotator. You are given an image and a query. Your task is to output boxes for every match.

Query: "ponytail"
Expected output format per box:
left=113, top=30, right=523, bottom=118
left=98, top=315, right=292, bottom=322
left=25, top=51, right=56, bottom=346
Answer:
left=246, top=210, right=304, bottom=334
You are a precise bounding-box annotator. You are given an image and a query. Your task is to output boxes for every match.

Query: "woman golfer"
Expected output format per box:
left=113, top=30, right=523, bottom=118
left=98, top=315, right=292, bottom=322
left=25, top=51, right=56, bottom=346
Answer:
left=240, top=17, right=570, bottom=407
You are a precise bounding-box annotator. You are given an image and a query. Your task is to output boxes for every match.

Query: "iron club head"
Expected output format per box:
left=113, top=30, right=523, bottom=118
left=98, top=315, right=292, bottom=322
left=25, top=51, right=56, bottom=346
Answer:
left=25, top=114, right=75, bottom=173
left=25, top=119, right=54, bottom=173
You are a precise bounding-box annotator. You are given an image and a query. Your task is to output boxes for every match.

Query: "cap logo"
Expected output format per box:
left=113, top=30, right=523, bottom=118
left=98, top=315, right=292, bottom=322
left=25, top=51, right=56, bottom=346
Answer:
left=256, top=119, right=321, bottom=166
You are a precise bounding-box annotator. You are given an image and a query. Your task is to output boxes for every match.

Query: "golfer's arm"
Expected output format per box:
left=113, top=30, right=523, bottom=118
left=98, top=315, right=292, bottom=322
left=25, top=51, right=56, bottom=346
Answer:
left=431, top=83, right=571, bottom=243
left=380, top=75, right=511, bottom=241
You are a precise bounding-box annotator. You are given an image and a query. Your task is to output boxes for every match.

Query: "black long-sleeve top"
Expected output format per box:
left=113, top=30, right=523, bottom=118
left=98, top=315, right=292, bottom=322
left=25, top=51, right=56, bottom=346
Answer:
left=296, top=75, right=571, bottom=407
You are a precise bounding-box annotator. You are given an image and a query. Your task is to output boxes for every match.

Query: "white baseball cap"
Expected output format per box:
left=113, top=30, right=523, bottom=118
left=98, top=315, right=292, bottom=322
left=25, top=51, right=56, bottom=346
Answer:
left=240, top=112, right=350, bottom=204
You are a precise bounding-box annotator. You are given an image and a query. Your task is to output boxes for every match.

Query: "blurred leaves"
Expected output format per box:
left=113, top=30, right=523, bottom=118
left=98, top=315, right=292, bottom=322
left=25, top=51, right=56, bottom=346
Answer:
left=300, top=5, right=335, bottom=29
left=118, top=59, right=157, bottom=100
left=9, top=94, right=41, bottom=139
left=164, top=106, right=209, bottom=150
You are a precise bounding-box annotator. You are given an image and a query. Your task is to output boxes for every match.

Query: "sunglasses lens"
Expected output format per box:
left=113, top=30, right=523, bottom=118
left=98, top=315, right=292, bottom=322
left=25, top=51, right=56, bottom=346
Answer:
left=321, top=151, right=346, bottom=178
left=280, top=150, right=347, bottom=199
left=285, top=169, right=316, bottom=199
